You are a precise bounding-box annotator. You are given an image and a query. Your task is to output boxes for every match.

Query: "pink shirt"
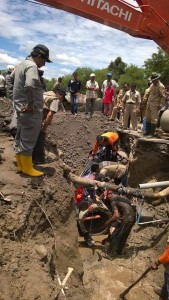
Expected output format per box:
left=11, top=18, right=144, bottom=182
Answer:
left=104, top=87, right=114, bottom=104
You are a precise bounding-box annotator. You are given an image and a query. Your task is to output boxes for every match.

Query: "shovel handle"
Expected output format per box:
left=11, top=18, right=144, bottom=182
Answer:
left=119, top=266, right=151, bottom=299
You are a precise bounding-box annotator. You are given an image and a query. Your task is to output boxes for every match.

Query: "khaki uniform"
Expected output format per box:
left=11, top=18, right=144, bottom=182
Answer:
left=123, top=90, right=141, bottom=130
left=141, top=87, right=150, bottom=118
left=111, top=88, right=125, bottom=120
left=43, top=91, right=60, bottom=113
left=145, top=81, right=165, bottom=125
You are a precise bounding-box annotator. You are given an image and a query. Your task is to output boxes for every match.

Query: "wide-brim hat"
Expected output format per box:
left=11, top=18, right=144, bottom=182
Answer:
left=33, top=44, right=52, bottom=63
left=149, top=72, right=161, bottom=81
left=90, top=73, right=96, bottom=77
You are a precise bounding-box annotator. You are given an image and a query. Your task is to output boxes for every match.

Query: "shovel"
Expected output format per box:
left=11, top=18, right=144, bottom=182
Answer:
left=119, top=266, right=151, bottom=299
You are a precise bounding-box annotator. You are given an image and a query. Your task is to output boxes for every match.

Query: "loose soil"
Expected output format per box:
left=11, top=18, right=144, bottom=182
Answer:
left=0, top=97, right=169, bottom=300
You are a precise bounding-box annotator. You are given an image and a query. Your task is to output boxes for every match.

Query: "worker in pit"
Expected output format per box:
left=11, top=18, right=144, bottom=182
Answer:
left=101, top=190, right=136, bottom=259
left=90, top=132, right=129, bottom=186
left=75, top=164, right=105, bottom=247
left=151, top=236, right=169, bottom=299
left=90, top=132, right=119, bottom=161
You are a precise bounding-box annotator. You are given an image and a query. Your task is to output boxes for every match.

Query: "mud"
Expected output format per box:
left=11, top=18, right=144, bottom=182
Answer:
left=0, top=97, right=169, bottom=300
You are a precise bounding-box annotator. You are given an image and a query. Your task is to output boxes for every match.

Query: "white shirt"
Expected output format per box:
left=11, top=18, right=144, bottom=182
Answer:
left=0, top=74, right=5, bottom=88
left=86, top=80, right=99, bottom=99
left=102, top=79, right=119, bottom=95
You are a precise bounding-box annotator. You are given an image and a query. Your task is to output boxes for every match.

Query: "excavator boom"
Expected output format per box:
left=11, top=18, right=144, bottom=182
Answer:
left=36, top=0, right=169, bottom=53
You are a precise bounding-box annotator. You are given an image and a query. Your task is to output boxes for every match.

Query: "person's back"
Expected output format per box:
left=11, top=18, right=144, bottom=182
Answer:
left=110, top=196, right=135, bottom=222
left=102, top=193, right=135, bottom=257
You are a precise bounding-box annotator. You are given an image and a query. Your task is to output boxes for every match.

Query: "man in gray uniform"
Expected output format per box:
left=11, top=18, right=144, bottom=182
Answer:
left=13, top=44, right=52, bottom=177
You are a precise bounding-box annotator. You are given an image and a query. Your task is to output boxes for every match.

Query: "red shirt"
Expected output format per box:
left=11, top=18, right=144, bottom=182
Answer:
left=104, top=87, right=114, bottom=104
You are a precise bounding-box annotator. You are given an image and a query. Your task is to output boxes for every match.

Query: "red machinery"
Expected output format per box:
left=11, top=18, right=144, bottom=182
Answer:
left=36, top=0, right=169, bottom=53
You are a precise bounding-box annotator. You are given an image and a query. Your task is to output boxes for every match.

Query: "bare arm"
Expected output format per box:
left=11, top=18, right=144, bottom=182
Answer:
left=104, top=208, right=119, bottom=228
left=43, top=111, right=55, bottom=132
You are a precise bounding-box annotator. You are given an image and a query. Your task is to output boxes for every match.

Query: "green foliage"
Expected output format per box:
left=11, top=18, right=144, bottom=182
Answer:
left=144, top=48, right=169, bottom=85
left=118, top=65, right=147, bottom=93
left=0, top=70, right=6, bottom=76
left=45, top=78, right=56, bottom=91
left=108, top=57, right=127, bottom=81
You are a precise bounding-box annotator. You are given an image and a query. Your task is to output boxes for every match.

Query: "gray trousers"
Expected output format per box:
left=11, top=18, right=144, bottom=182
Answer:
left=14, top=112, right=42, bottom=156
left=85, top=98, right=96, bottom=116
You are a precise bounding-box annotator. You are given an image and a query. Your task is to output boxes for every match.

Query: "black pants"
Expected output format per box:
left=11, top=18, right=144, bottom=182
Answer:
left=32, top=129, right=46, bottom=163
left=107, top=220, right=135, bottom=254
left=0, top=88, right=6, bottom=97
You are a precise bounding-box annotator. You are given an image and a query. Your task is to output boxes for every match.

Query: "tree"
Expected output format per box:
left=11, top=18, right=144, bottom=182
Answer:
left=45, top=78, right=56, bottom=91
left=108, top=57, right=127, bottom=81
left=118, top=65, right=147, bottom=92
left=144, top=48, right=169, bottom=85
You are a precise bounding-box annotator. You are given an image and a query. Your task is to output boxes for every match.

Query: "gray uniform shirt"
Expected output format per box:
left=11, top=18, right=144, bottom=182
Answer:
left=13, top=56, right=43, bottom=116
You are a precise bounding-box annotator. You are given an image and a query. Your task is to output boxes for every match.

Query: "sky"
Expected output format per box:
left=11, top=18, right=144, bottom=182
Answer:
left=0, top=0, right=158, bottom=79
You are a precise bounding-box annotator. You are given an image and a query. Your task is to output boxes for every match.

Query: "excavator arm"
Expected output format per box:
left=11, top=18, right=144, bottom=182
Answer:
left=36, top=0, right=169, bottom=53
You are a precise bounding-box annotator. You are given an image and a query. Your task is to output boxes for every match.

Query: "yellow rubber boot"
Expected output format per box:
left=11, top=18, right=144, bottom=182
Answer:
left=16, top=154, right=22, bottom=172
left=20, top=155, right=43, bottom=177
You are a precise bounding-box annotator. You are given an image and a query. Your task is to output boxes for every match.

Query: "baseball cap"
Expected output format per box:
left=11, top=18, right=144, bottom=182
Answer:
left=32, top=44, right=52, bottom=63
left=90, top=73, right=96, bottom=77
left=107, top=72, right=112, bottom=77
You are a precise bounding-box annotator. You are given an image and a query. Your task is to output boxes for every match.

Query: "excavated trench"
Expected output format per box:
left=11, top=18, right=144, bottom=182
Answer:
left=0, top=98, right=169, bottom=299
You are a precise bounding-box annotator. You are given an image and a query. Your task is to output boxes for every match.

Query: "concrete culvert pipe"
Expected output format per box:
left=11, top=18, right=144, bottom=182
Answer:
left=160, top=110, right=169, bottom=133
left=83, top=206, right=112, bottom=235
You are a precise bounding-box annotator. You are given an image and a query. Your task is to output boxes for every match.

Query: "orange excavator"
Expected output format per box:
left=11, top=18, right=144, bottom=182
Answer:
left=36, top=0, right=169, bottom=53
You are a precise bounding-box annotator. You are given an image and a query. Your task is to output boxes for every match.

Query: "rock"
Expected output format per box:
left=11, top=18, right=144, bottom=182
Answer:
left=11, top=263, right=19, bottom=273
left=35, top=245, right=48, bottom=260
left=47, top=152, right=56, bottom=162
left=57, top=149, right=63, bottom=158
